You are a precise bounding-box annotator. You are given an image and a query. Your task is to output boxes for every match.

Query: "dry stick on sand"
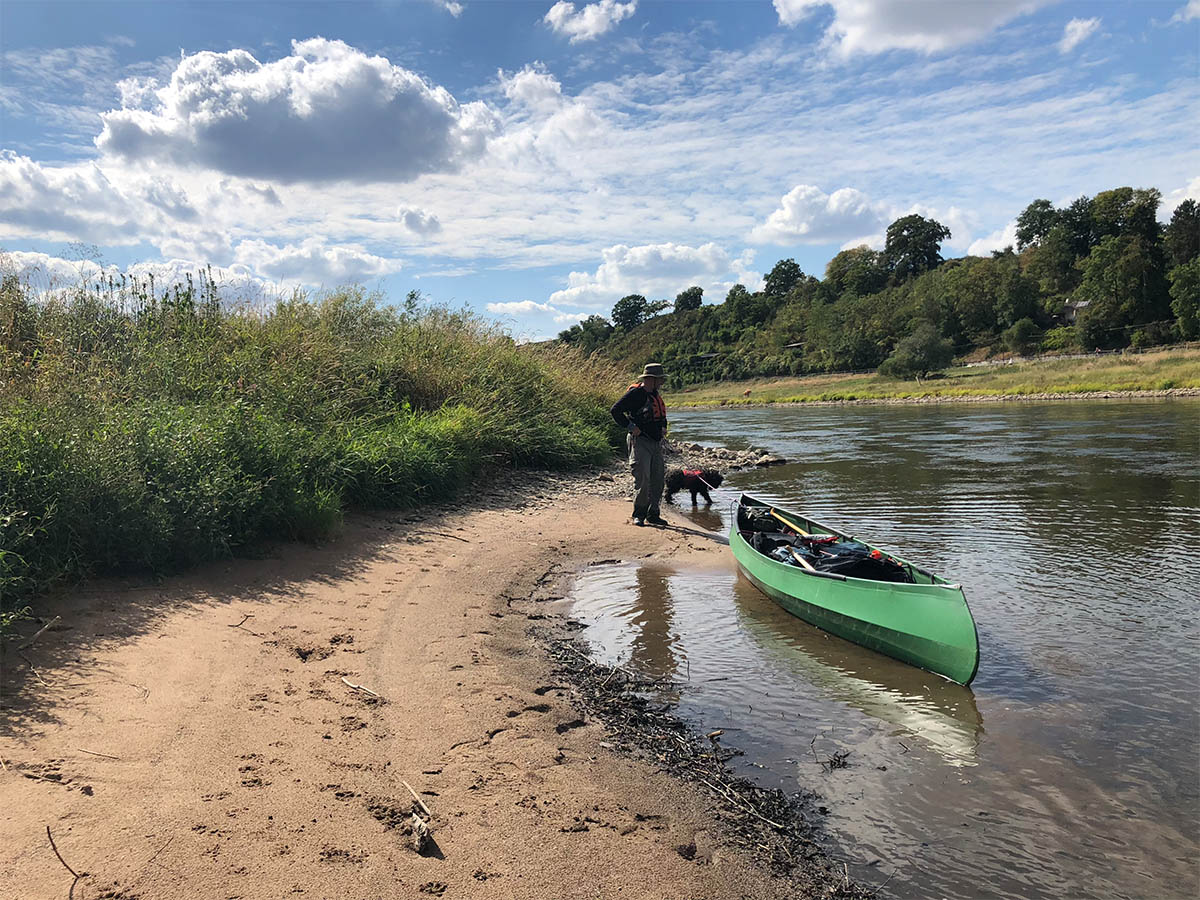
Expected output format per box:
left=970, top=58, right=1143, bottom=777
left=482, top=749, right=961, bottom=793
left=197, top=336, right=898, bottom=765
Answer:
left=146, top=836, right=174, bottom=867
left=18, top=653, right=48, bottom=686
left=17, top=615, right=61, bottom=652
left=400, top=780, right=433, bottom=818
left=340, top=676, right=380, bottom=698
left=228, top=614, right=254, bottom=629
left=46, top=825, right=86, bottom=896
left=76, top=748, right=120, bottom=761
left=417, top=531, right=471, bottom=543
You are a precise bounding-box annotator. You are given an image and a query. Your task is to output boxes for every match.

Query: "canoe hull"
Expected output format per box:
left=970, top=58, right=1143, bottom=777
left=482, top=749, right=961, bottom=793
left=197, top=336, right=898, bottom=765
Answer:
left=730, top=495, right=980, bottom=685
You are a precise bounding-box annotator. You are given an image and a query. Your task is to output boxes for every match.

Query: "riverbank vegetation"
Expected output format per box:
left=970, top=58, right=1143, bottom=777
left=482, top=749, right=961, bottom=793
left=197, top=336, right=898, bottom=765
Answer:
left=559, top=187, right=1200, bottom=387
left=671, top=347, right=1200, bottom=406
left=0, top=276, right=620, bottom=611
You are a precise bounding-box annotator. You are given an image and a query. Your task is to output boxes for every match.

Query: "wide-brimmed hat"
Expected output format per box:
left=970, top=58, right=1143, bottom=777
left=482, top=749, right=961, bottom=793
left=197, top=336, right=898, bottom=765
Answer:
left=639, top=363, right=667, bottom=379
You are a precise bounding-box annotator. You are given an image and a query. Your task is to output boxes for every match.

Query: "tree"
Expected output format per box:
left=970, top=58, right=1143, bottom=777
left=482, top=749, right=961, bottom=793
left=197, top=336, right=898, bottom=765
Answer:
left=824, top=245, right=885, bottom=296
left=883, top=214, right=951, bottom=282
left=1169, top=258, right=1200, bottom=340
left=1016, top=199, right=1058, bottom=250
left=1059, top=195, right=1097, bottom=258
left=724, top=283, right=771, bottom=325
left=611, top=294, right=648, bottom=330
left=557, top=315, right=613, bottom=353
left=764, top=258, right=804, bottom=298
left=1091, top=187, right=1161, bottom=244
left=1165, top=199, right=1200, bottom=268
left=1024, top=224, right=1081, bottom=300
left=878, top=321, right=954, bottom=379
left=610, top=294, right=667, bottom=330
left=1075, top=235, right=1171, bottom=349
left=674, top=285, right=703, bottom=312
left=1002, top=317, right=1041, bottom=356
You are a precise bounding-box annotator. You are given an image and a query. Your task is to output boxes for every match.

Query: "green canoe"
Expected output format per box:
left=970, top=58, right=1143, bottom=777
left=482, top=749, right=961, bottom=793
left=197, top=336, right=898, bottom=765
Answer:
left=730, top=493, right=980, bottom=685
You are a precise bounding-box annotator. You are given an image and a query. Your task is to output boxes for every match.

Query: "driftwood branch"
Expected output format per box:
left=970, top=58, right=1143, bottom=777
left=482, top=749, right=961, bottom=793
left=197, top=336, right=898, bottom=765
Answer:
left=340, top=677, right=379, bottom=698
left=76, top=748, right=120, bottom=761
left=401, top=779, right=432, bottom=818
left=18, top=616, right=61, bottom=651
left=416, top=531, right=471, bottom=543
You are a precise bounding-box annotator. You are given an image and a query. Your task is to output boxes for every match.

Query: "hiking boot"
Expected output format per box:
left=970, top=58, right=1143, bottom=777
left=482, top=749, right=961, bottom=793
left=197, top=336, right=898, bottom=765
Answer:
left=632, top=517, right=645, bottom=527
left=645, top=514, right=668, bottom=527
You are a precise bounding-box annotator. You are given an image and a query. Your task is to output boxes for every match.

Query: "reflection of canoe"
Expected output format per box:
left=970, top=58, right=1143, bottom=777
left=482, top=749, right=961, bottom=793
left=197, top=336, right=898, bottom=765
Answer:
left=732, top=582, right=983, bottom=766
left=730, top=493, right=980, bottom=685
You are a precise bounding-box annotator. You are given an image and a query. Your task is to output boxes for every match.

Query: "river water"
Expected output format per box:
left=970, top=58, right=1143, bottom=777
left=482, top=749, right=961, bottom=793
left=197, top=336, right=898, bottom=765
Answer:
left=564, top=399, right=1199, bottom=899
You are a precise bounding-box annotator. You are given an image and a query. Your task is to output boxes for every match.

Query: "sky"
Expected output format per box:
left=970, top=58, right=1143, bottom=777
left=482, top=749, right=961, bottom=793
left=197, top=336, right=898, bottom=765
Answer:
left=1, top=0, right=1197, bottom=339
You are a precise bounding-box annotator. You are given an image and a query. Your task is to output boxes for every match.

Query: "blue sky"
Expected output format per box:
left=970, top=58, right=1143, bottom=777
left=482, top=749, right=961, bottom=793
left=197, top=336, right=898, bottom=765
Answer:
left=1, top=0, right=1197, bottom=339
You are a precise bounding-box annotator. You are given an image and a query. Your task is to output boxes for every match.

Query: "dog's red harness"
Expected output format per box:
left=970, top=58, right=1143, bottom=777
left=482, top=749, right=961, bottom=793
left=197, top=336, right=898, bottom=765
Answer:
left=681, top=468, right=718, bottom=492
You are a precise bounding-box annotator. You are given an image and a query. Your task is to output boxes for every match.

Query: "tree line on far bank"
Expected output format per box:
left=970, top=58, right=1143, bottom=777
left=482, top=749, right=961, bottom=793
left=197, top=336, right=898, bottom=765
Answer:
left=556, top=187, right=1200, bottom=383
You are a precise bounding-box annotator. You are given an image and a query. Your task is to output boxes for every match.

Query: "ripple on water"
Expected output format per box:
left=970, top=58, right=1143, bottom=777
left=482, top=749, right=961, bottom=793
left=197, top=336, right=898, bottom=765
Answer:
left=571, top=400, right=1199, bottom=899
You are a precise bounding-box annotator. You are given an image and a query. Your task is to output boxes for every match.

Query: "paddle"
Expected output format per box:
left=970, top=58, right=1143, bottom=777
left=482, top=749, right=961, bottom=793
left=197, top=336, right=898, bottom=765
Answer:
left=769, top=508, right=810, bottom=536
left=788, top=548, right=817, bottom=572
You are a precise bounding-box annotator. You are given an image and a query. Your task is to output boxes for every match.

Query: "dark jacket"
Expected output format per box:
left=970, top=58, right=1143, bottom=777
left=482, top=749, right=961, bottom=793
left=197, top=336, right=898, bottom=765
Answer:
left=611, top=384, right=667, bottom=441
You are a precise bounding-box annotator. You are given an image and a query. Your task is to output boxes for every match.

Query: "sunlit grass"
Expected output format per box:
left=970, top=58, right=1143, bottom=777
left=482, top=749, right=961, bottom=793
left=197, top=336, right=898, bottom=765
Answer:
left=0, top=275, right=623, bottom=611
left=672, top=348, right=1200, bottom=406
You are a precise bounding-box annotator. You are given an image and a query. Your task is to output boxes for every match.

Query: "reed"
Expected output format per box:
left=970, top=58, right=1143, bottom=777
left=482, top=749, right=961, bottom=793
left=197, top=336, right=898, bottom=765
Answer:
left=0, top=275, right=622, bottom=611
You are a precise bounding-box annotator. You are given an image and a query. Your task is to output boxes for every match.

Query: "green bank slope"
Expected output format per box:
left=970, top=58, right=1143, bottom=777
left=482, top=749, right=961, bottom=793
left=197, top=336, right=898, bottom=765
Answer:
left=672, top=348, right=1200, bottom=406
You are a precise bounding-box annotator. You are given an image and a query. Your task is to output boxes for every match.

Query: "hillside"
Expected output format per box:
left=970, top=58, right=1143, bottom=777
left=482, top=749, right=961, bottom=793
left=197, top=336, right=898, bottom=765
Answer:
left=558, top=188, right=1200, bottom=387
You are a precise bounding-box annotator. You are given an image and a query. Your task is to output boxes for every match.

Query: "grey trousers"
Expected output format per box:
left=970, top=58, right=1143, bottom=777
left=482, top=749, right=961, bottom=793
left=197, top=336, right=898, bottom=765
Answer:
left=628, top=433, right=665, bottom=519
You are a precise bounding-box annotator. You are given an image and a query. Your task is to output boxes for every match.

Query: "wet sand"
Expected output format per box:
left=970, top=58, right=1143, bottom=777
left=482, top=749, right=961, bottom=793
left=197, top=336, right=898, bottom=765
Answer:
left=0, top=467, right=837, bottom=899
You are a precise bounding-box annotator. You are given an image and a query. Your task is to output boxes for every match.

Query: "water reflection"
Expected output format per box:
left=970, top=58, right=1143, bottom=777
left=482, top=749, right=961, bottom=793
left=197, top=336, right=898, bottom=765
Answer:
left=730, top=574, right=984, bottom=767
left=670, top=503, right=726, bottom=534
left=627, top=565, right=681, bottom=680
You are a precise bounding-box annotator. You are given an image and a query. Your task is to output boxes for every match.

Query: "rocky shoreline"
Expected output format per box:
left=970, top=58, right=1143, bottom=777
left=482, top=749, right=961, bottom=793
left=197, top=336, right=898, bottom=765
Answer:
left=668, top=440, right=788, bottom=469
left=540, top=630, right=867, bottom=897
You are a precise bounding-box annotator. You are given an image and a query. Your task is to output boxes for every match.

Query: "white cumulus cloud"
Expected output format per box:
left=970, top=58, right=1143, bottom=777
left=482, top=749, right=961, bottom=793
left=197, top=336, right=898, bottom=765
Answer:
left=484, top=299, right=589, bottom=329
left=1170, top=1, right=1199, bottom=23
left=750, top=184, right=887, bottom=245
left=232, top=238, right=403, bottom=285
left=549, top=241, right=758, bottom=309
left=544, top=1, right=637, bottom=44
left=96, top=38, right=497, bottom=184
left=0, top=249, right=277, bottom=305
left=0, top=150, right=204, bottom=244
left=967, top=220, right=1019, bottom=256
left=1163, top=176, right=1200, bottom=216
left=1058, top=18, right=1100, bottom=53
left=773, top=0, right=1051, bottom=55
left=486, top=299, right=557, bottom=314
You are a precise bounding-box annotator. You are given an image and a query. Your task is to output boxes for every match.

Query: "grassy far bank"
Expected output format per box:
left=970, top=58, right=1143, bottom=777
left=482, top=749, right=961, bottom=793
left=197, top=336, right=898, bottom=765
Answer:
left=671, top=347, right=1200, bottom=406
left=0, top=276, right=623, bottom=616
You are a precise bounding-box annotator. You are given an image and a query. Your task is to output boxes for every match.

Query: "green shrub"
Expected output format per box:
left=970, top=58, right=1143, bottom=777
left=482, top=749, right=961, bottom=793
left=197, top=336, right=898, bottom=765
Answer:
left=0, top=280, right=619, bottom=609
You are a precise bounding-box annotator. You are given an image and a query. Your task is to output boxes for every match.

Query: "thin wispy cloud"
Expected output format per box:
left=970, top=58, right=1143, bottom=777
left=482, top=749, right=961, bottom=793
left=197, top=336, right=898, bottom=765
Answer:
left=1, top=2, right=1194, bottom=337
left=1058, top=17, right=1100, bottom=53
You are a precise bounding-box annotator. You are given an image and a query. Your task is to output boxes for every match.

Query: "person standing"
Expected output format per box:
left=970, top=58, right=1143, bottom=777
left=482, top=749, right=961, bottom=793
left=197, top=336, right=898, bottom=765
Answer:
left=610, top=363, right=669, bottom=527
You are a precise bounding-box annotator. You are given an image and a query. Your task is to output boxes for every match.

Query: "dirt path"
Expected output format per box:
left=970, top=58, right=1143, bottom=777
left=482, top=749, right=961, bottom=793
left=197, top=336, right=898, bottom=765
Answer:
left=1, top=477, right=808, bottom=899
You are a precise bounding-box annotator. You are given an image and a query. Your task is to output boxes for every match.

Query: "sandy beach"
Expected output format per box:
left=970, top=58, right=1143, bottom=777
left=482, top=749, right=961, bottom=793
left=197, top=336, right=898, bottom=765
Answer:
left=0, top=463, right=848, bottom=900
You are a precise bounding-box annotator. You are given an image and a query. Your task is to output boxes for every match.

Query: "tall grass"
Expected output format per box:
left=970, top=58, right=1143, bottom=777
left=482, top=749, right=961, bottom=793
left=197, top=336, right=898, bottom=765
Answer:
left=0, top=274, right=622, bottom=611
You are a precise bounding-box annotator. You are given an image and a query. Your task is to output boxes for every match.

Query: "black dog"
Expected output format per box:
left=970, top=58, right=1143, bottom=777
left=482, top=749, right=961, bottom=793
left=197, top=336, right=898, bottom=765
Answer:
left=665, top=467, right=724, bottom=506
